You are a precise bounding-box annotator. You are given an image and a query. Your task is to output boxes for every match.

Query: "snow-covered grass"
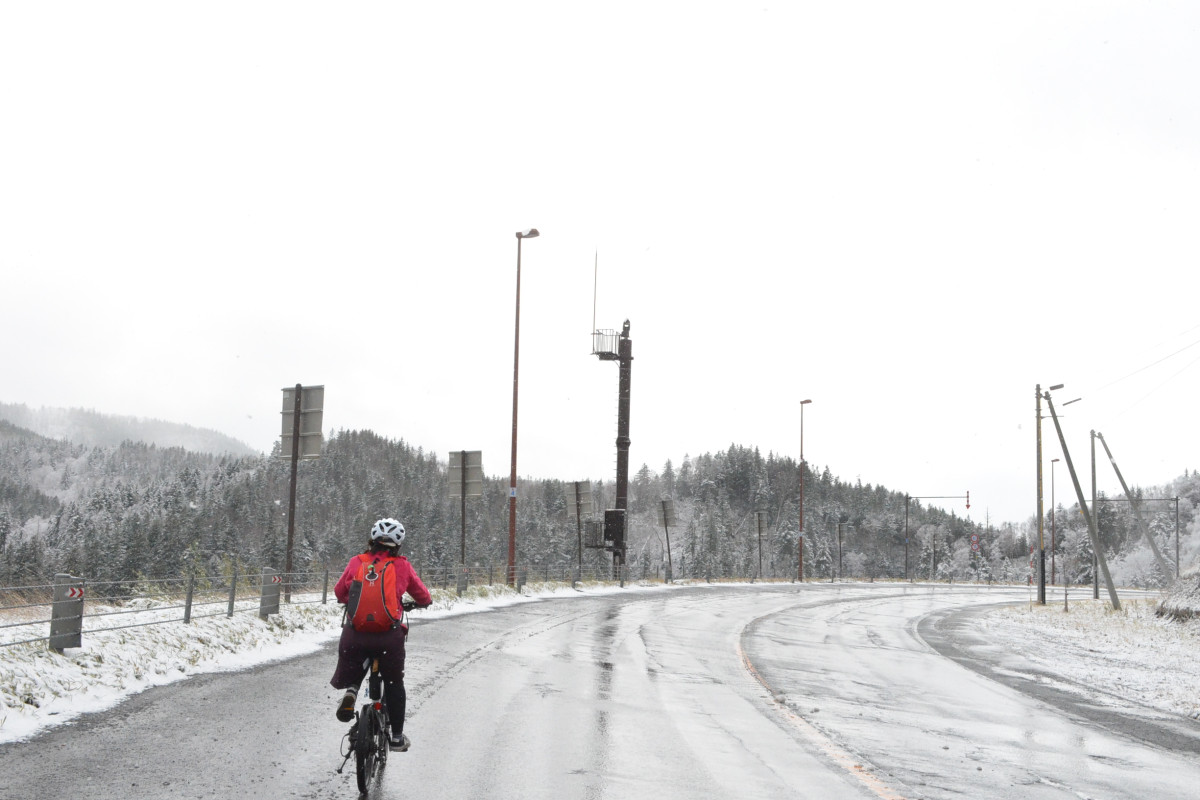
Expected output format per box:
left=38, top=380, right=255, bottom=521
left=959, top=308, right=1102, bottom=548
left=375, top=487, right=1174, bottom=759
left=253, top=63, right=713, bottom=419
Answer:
left=2, top=579, right=1199, bottom=744
left=983, top=595, right=1200, bottom=720
left=1160, top=569, right=1200, bottom=618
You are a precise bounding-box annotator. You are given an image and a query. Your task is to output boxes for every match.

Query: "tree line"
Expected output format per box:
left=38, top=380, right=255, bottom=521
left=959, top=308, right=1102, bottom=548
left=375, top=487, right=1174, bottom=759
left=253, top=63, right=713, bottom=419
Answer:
left=1, top=420, right=1195, bottom=588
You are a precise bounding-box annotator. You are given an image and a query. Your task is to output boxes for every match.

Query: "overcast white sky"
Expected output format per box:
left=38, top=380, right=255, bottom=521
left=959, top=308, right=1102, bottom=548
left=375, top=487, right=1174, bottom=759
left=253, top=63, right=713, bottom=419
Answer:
left=4, top=2, right=1199, bottom=527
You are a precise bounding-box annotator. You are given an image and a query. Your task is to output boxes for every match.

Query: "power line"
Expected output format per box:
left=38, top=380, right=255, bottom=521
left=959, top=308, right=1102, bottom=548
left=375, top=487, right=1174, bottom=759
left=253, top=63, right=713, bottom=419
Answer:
left=1111, top=351, right=1200, bottom=422
left=1093, top=332, right=1200, bottom=394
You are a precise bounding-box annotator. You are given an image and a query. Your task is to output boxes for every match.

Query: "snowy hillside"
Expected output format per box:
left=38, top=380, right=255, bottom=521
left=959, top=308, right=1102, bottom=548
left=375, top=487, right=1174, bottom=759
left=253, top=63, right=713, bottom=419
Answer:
left=0, top=402, right=257, bottom=456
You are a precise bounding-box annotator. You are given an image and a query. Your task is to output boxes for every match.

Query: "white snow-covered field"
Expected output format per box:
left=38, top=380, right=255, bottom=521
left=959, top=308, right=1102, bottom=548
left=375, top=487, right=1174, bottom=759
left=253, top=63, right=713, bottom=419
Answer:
left=2, top=580, right=1197, bottom=744
left=981, top=593, right=1200, bottom=720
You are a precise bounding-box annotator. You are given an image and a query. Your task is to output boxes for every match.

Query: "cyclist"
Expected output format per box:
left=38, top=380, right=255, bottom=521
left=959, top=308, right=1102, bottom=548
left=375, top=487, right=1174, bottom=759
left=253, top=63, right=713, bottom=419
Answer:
left=331, top=518, right=432, bottom=752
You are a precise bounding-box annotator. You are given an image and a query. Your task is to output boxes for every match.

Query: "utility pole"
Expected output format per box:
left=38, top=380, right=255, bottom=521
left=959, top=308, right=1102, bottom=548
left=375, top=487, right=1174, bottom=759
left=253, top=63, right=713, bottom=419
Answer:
left=798, top=398, right=812, bottom=582
left=1035, top=384, right=1048, bottom=605
left=1043, top=390, right=1119, bottom=608
left=1091, top=431, right=1099, bottom=599
left=614, top=322, right=632, bottom=576
left=593, top=320, right=633, bottom=578
left=1094, top=432, right=1172, bottom=582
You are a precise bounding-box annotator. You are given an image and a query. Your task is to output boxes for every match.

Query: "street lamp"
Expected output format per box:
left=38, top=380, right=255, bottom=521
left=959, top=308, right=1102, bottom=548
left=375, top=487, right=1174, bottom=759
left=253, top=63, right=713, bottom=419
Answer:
left=1035, top=383, right=1063, bottom=605
left=508, top=227, right=539, bottom=585
left=798, top=399, right=812, bottom=582
left=1050, top=457, right=1060, bottom=585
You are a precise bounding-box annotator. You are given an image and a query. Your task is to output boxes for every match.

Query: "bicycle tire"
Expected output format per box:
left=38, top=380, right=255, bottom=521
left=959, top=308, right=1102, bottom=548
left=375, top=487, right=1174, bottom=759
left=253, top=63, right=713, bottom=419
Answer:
left=354, top=705, right=387, bottom=794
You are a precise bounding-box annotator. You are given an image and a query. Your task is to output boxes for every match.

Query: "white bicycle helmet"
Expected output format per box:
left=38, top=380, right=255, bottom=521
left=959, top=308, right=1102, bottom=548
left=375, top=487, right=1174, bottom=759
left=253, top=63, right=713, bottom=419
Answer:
left=370, top=518, right=405, bottom=547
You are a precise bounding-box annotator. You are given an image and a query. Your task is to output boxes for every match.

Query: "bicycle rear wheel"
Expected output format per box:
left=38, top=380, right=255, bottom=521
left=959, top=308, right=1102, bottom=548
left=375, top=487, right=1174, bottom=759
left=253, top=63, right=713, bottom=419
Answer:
left=354, top=705, right=388, bottom=794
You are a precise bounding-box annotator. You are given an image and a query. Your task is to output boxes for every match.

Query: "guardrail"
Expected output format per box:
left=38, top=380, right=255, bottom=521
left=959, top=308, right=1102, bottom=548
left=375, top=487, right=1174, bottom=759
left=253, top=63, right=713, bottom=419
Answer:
left=0, top=568, right=331, bottom=653
left=0, top=562, right=624, bottom=652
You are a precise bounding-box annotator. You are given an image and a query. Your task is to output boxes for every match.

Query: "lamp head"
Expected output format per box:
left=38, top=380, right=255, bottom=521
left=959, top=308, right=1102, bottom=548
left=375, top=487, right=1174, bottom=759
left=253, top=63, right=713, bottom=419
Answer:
left=517, top=228, right=540, bottom=239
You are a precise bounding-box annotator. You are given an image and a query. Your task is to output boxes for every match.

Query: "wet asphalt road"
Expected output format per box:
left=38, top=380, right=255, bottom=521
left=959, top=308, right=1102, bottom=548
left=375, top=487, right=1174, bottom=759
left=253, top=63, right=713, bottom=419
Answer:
left=1, top=583, right=1196, bottom=799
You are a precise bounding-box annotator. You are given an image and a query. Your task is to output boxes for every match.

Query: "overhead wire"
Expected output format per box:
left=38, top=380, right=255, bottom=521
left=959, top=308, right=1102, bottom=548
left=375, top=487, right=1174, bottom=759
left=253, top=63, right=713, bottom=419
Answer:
left=1091, top=331, right=1200, bottom=394
left=1082, top=324, right=1200, bottom=429
left=1110, top=350, right=1200, bottom=422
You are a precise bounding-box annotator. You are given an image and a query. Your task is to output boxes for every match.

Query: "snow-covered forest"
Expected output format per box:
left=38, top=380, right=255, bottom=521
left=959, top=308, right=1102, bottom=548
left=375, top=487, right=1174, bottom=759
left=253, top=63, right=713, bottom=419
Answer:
left=1, top=414, right=1197, bottom=588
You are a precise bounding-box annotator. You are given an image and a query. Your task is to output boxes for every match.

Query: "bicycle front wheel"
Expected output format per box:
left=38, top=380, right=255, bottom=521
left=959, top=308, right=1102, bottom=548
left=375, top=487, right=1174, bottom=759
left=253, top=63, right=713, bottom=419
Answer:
left=354, top=705, right=388, bottom=794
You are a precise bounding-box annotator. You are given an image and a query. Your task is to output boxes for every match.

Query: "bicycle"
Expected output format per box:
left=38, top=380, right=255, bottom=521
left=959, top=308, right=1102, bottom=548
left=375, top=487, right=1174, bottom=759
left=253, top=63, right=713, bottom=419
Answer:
left=336, top=600, right=419, bottom=796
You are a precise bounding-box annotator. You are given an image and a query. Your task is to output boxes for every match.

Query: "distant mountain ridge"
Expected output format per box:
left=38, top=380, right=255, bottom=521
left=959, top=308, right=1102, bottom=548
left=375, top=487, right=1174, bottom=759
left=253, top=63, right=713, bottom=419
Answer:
left=0, top=402, right=257, bottom=456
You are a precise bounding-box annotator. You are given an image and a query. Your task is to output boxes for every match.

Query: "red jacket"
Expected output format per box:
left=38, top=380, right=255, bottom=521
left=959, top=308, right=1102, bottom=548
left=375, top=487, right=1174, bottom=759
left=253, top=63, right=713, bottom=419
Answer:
left=334, top=552, right=432, bottom=626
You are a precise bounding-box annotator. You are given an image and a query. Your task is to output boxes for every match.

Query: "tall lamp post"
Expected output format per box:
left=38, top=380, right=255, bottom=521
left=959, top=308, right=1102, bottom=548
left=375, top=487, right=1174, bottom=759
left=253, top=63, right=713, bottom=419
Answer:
left=798, top=399, right=812, bottom=582
left=1050, top=457, right=1060, bottom=585
left=1036, top=383, right=1064, bottom=605
left=508, top=227, right=539, bottom=585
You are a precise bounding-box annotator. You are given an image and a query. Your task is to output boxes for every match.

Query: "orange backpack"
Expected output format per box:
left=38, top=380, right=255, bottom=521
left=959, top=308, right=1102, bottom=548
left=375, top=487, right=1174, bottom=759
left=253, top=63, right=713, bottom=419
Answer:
left=346, top=554, right=403, bottom=632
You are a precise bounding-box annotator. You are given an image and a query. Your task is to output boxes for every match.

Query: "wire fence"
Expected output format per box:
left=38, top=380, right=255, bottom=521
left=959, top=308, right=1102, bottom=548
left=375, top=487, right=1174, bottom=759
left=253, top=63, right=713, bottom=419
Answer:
left=0, top=568, right=331, bottom=650
left=0, top=562, right=627, bottom=651
left=0, top=559, right=1010, bottom=652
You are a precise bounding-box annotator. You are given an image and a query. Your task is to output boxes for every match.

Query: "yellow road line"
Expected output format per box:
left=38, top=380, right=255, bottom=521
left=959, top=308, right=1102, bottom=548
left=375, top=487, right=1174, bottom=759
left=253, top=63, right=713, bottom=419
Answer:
left=738, top=640, right=909, bottom=800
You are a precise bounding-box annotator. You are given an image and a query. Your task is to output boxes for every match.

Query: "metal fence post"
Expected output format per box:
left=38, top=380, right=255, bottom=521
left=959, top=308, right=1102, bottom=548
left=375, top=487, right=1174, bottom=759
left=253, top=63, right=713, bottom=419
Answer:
left=49, top=573, right=84, bottom=653
left=183, top=573, right=196, bottom=624
left=259, top=567, right=281, bottom=620
left=227, top=568, right=238, bottom=618
left=456, top=566, right=468, bottom=596
left=322, top=568, right=330, bottom=605
left=516, top=567, right=527, bottom=593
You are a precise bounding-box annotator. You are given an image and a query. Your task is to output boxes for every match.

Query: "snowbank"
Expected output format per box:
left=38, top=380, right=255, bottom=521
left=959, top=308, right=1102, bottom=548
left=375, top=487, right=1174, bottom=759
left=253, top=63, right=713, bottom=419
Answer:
left=1159, top=569, right=1200, bottom=619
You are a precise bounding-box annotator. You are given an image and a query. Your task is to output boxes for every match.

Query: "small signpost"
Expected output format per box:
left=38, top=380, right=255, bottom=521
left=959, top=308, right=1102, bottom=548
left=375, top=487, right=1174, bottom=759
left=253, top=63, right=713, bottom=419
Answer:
left=281, top=385, right=324, bottom=460
left=280, top=385, right=324, bottom=603
left=259, top=568, right=282, bottom=620
left=49, top=574, right=84, bottom=652
left=448, top=450, right=483, bottom=571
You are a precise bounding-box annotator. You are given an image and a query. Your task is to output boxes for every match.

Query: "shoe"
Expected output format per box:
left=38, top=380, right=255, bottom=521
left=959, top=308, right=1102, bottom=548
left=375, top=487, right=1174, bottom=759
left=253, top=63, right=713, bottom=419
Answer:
left=336, top=688, right=357, bottom=722
left=389, top=732, right=410, bottom=752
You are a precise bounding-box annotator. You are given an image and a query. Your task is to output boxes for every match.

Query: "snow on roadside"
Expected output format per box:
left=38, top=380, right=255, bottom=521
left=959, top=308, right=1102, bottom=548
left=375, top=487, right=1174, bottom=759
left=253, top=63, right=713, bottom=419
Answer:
left=0, top=579, right=644, bottom=744
left=981, top=597, right=1200, bottom=720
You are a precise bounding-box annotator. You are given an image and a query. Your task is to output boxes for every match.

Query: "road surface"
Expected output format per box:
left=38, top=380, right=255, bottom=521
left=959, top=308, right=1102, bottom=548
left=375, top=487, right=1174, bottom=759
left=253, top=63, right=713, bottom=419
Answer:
left=1, top=582, right=1195, bottom=799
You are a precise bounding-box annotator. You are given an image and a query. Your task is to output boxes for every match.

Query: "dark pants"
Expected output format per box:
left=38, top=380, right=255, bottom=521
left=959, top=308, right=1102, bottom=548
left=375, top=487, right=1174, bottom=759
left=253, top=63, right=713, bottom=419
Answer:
left=331, top=625, right=408, bottom=734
